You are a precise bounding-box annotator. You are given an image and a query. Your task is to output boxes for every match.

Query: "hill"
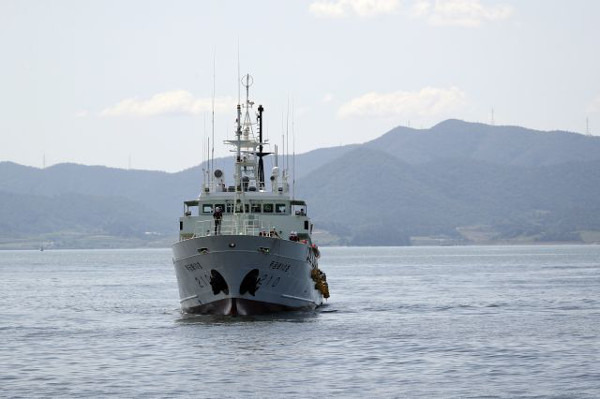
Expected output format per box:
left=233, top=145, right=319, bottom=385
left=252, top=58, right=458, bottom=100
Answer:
left=298, top=147, right=600, bottom=245
left=367, top=119, right=600, bottom=166
left=1, top=119, right=599, bottom=248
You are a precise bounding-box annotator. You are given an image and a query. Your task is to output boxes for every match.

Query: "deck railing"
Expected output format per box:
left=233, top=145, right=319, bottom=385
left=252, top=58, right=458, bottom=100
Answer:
left=192, top=215, right=270, bottom=238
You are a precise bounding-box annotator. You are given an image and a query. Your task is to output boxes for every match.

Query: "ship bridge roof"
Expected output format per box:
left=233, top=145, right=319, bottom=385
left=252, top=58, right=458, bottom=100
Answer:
left=185, top=197, right=306, bottom=205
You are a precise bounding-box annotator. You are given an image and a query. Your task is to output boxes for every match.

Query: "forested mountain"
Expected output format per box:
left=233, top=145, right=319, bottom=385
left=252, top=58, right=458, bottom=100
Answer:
left=367, top=119, right=600, bottom=166
left=2, top=120, right=599, bottom=248
left=298, top=148, right=600, bottom=245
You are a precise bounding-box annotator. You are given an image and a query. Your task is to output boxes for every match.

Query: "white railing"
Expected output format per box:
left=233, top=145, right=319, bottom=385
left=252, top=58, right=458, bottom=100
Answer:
left=192, top=215, right=270, bottom=238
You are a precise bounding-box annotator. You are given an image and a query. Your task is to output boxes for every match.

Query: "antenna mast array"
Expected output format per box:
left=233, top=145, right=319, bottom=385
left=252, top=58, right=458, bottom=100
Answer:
left=586, top=117, right=591, bottom=136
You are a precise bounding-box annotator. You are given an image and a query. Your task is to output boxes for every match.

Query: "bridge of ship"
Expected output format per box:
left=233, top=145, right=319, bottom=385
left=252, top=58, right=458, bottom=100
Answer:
left=179, top=198, right=312, bottom=241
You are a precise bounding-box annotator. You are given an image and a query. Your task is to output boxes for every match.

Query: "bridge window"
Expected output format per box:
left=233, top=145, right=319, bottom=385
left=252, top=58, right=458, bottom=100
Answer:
left=276, top=203, right=287, bottom=214
left=251, top=203, right=261, bottom=213
left=202, top=204, right=213, bottom=214
left=263, top=203, right=273, bottom=213
left=235, top=203, right=249, bottom=213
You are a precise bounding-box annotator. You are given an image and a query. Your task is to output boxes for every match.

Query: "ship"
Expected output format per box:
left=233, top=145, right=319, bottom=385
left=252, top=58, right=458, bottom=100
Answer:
left=171, top=75, right=329, bottom=315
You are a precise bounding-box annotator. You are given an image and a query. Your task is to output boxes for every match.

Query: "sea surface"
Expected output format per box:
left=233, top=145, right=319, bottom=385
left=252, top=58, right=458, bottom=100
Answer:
left=1, top=245, right=599, bottom=398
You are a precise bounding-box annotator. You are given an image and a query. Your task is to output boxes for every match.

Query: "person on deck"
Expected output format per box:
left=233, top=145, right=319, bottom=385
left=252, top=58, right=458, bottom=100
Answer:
left=213, top=206, right=223, bottom=235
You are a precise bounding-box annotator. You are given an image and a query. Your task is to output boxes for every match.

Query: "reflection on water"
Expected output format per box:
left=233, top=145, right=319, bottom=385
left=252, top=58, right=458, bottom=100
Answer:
left=176, top=309, right=321, bottom=325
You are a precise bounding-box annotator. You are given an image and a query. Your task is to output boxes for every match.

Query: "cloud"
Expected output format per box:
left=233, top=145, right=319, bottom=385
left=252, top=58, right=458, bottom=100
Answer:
left=322, top=93, right=334, bottom=103
left=309, top=0, right=399, bottom=18
left=338, top=86, right=467, bottom=119
left=100, top=90, right=236, bottom=117
left=411, top=0, right=513, bottom=27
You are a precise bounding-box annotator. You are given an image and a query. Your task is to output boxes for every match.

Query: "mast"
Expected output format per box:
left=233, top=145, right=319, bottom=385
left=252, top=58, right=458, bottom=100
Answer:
left=221, top=75, right=273, bottom=209
left=235, top=103, right=242, bottom=190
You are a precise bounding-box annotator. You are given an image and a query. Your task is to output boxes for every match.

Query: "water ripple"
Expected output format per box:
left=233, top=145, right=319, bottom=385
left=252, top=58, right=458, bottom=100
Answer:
left=1, top=246, right=599, bottom=398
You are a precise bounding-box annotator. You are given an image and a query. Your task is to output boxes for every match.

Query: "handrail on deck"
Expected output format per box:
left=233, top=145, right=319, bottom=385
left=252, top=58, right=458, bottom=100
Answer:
left=192, top=215, right=270, bottom=238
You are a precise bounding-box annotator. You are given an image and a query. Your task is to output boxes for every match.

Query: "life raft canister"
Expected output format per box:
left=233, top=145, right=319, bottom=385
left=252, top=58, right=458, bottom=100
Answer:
left=311, top=244, right=320, bottom=258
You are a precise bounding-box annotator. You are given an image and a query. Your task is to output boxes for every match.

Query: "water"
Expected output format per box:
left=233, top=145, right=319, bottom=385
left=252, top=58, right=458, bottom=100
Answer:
left=1, top=246, right=599, bottom=398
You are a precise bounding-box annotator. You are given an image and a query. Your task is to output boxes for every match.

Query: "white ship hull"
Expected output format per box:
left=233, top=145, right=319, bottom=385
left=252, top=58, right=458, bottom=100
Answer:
left=172, top=235, right=324, bottom=315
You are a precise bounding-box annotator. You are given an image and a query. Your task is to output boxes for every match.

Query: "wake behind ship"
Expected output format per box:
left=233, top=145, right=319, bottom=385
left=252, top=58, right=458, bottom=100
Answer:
left=171, top=75, right=329, bottom=315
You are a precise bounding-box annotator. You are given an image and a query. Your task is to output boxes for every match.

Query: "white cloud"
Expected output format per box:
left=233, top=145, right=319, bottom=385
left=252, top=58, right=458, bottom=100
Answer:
left=100, top=90, right=236, bottom=117
left=309, top=0, right=399, bottom=18
left=322, top=93, right=334, bottom=103
left=338, top=86, right=467, bottom=119
left=75, top=110, right=89, bottom=118
left=587, top=95, right=600, bottom=113
left=411, top=0, right=513, bottom=27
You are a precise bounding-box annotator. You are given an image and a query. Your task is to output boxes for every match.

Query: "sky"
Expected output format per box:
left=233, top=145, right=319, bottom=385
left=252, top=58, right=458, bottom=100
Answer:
left=1, top=0, right=600, bottom=172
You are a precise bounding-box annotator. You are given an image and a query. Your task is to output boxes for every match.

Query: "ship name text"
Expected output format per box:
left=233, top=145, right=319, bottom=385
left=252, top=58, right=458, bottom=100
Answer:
left=184, top=262, right=203, bottom=272
left=269, top=260, right=291, bottom=273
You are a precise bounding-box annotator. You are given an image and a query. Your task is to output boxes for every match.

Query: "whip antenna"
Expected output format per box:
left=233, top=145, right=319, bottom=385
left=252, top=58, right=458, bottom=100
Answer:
left=286, top=96, right=290, bottom=176
left=237, top=40, right=241, bottom=107
left=292, top=98, right=296, bottom=200
left=211, top=49, right=216, bottom=183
